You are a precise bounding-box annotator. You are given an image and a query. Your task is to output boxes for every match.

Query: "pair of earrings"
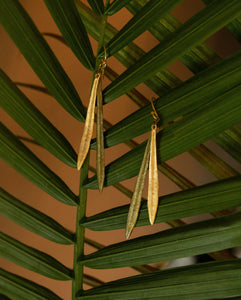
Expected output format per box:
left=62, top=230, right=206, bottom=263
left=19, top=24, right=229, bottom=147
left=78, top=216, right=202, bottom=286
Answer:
left=77, top=49, right=107, bottom=192
left=126, top=98, right=160, bottom=239
left=77, top=51, right=160, bottom=238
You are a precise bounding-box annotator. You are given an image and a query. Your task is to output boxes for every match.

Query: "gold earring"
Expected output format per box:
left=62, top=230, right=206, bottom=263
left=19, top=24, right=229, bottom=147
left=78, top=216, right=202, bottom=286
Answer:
left=148, top=98, right=159, bottom=225
left=77, top=48, right=107, bottom=192
left=126, top=98, right=159, bottom=239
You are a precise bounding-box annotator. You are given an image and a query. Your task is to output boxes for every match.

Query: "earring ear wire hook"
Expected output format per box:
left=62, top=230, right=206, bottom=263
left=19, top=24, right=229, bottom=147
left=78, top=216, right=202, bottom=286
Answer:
left=97, top=46, right=107, bottom=79
left=104, top=45, right=107, bottom=61
left=150, top=97, right=160, bottom=124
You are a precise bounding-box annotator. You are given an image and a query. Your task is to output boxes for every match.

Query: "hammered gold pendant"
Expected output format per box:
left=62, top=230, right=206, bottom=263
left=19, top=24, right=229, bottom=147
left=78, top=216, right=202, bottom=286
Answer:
left=126, top=138, right=151, bottom=239
left=77, top=74, right=100, bottom=171
left=148, top=123, right=159, bottom=225
left=77, top=50, right=107, bottom=191
left=77, top=45, right=107, bottom=194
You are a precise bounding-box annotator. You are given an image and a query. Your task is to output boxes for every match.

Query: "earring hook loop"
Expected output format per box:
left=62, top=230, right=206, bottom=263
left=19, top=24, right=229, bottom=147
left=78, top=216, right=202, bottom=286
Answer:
left=103, top=46, right=107, bottom=61
left=150, top=97, right=160, bottom=124
left=96, top=46, right=107, bottom=78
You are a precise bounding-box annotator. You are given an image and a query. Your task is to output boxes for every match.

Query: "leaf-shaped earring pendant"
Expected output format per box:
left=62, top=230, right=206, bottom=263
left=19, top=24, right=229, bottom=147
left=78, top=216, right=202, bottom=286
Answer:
left=148, top=99, right=159, bottom=225
left=77, top=74, right=100, bottom=170
left=96, top=73, right=105, bottom=192
left=126, top=137, right=151, bottom=239
left=148, top=122, right=159, bottom=225
left=126, top=98, right=159, bottom=239
left=77, top=50, right=107, bottom=173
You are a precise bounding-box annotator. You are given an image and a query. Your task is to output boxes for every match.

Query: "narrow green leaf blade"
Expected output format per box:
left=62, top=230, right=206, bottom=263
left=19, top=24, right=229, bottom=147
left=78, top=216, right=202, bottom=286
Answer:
left=0, top=188, right=74, bottom=244
left=0, top=123, right=77, bottom=205
left=0, top=268, right=62, bottom=300
left=81, top=260, right=241, bottom=299
left=43, top=0, right=95, bottom=70
left=86, top=83, right=241, bottom=189
left=0, top=70, right=77, bottom=168
left=82, top=212, right=241, bottom=269
left=91, top=50, right=241, bottom=149
left=126, top=138, right=151, bottom=239
left=214, top=126, right=241, bottom=164
left=87, top=0, right=104, bottom=15
left=0, top=0, right=86, bottom=121
left=105, top=0, right=129, bottom=15
left=82, top=176, right=241, bottom=230
left=103, top=0, right=241, bottom=103
left=103, top=0, right=182, bottom=57
left=0, top=232, right=72, bottom=280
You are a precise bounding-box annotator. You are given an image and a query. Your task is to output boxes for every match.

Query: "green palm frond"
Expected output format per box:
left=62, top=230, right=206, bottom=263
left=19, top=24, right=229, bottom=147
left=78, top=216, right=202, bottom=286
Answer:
left=81, top=259, right=241, bottom=299
left=0, top=0, right=241, bottom=299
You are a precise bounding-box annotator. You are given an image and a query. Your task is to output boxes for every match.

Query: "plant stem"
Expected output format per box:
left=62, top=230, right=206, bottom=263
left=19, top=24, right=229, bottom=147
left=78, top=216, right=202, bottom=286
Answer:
left=96, top=7, right=108, bottom=60
left=72, top=152, right=90, bottom=299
